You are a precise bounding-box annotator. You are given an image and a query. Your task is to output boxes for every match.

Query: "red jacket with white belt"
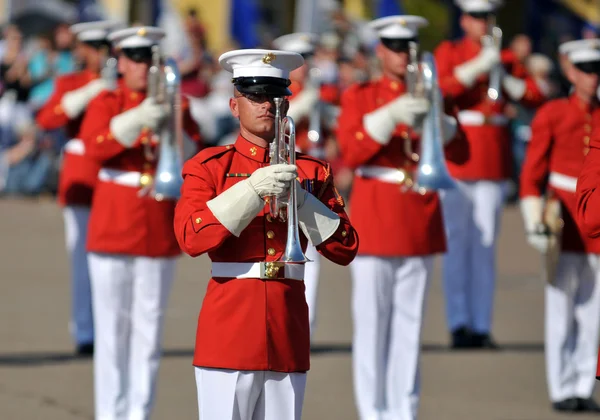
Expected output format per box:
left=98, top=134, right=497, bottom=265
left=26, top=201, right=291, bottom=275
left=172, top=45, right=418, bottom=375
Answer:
left=79, top=84, right=202, bottom=257
left=336, top=76, right=469, bottom=256
left=174, top=134, right=358, bottom=372
left=521, top=95, right=600, bottom=253
left=434, top=37, right=546, bottom=180
left=36, top=70, right=102, bottom=207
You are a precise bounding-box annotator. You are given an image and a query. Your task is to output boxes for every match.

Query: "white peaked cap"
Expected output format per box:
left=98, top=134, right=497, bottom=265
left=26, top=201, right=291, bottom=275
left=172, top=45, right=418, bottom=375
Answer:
left=219, top=49, right=305, bottom=79
left=272, top=32, right=318, bottom=55
left=368, top=15, right=428, bottom=39
left=559, top=38, right=600, bottom=63
left=455, top=0, right=503, bottom=13
left=70, top=20, right=124, bottom=42
left=108, top=26, right=165, bottom=49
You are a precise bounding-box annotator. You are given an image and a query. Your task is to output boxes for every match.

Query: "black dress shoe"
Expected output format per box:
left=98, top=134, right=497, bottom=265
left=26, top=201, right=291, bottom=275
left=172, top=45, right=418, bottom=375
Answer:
left=552, top=398, right=578, bottom=412
left=577, top=397, right=600, bottom=412
left=470, top=333, right=499, bottom=349
left=76, top=343, right=94, bottom=357
left=450, top=326, right=473, bottom=349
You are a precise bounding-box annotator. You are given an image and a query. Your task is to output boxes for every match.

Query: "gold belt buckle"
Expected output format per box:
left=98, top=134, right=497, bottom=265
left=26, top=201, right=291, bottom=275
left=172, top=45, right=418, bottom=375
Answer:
left=261, top=262, right=285, bottom=279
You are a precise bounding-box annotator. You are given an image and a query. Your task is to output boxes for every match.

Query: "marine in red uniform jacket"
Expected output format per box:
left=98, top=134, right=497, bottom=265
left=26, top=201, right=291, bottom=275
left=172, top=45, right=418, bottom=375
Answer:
left=175, top=135, right=357, bottom=372
left=434, top=28, right=546, bottom=180
left=521, top=95, right=600, bottom=253
left=36, top=70, right=110, bottom=206
left=336, top=76, right=469, bottom=256
left=80, top=84, right=202, bottom=257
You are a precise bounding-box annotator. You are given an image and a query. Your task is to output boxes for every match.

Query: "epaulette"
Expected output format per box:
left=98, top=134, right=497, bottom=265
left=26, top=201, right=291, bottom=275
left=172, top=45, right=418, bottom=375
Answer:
left=195, top=145, right=235, bottom=164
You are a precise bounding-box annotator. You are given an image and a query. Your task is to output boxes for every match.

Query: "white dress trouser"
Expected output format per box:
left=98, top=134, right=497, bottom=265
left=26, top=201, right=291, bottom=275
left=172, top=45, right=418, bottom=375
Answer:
left=88, top=252, right=176, bottom=420
left=351, top=255, right=433, bottom=420
left=195, top=367, right=307, bottom=420
left=304, top=244, right=321, bottom=338
left=545, top=253, right=600, bottom=402
left=440, top=180, right=506, bottom=333
left=63, top=205, right=93, bottom=345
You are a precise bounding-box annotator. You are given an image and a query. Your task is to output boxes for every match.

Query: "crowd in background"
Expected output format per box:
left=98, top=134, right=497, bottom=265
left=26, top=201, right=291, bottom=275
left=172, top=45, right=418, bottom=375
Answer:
left=0, top=7, right=597, bottom=202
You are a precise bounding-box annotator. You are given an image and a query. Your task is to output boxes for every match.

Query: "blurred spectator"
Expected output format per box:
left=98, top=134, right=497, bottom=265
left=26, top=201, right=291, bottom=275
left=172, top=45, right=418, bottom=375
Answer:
left=582, top=22, right=600, bottom=39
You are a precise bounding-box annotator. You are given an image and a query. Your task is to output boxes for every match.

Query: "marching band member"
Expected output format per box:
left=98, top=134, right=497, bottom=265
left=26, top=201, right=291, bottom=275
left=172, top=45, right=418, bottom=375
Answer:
left=35, top=20, right=122, bottom=356
left=79, top=26, right=202, bottom=420
left=174, top=48, right=358, bottom=420
left=272, top=32, right=340, bottom=338
left=521, top=38, right=600, bottom=413
left=336, top=16, right=468, bottom=420
left=434, top=0, right=546, bottom=348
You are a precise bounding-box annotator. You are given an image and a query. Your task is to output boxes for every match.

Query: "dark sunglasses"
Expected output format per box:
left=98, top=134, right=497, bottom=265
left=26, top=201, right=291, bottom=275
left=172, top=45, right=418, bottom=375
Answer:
left=235, top=92, right=287, bottom=104
left=575, top=60, right=600, bottom=75
left=467, top=11, right=494, bottom=20
left=381, top=37, right=417, bottom=53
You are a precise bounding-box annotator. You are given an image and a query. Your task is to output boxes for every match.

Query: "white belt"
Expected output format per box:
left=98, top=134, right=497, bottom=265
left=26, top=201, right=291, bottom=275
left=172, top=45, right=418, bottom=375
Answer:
left=64, top=139, right=85, bottom=155
left=549, top=171, right=577, bottom=193
left=355, top=166, right=407, bottom=184
left=457, top=110, right=509, bottom=127
left=211, top=262, right=305, bottom=281
left=98, top=168, right=142, bottom=187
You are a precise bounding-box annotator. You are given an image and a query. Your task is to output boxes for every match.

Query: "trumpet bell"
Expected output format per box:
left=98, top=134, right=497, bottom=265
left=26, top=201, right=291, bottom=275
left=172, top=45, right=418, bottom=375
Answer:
left=153, top=144, right=183, bottom=201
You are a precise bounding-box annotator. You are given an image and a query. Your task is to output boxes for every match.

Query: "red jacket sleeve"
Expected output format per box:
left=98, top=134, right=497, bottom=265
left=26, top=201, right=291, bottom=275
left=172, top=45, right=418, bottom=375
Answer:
left=519, top=102, right=555, bottom=197
left=576, top=140, right=600, bottom=238
left=435, top=41, right=469, bottom=99
left=336, top=84, right=386, bottom=169
left=36, top=77, right=71, bottom=130
left=312, top=164, right=358, bottom=266
left=174, top=155, right=233, bottom=257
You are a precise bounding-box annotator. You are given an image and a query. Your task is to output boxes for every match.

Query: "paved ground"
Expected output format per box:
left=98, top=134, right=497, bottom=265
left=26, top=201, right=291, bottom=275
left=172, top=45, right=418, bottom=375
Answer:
left=1, top=197, right=599, bottom=420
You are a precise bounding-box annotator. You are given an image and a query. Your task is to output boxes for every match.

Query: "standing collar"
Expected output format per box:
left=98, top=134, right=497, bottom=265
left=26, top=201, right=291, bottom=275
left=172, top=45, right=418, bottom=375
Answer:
left=234, top=134, right=271, bottom=163
left=570, top=93, right=598, bottom=113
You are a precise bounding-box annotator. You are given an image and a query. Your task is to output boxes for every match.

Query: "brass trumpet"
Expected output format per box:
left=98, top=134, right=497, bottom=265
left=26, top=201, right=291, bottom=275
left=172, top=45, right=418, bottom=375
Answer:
left=268, top=97, right=309, bottom=264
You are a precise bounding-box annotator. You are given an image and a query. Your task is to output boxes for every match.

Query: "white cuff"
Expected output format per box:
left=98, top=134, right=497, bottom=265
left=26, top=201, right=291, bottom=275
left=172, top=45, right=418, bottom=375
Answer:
left=454, top=61, right=483, bottom=88
left=502, top=74, right=526, bottom=101
left=206, top=180, right=264, bottom=237
left=363, top=106, right=395, bottom=145
left=297, top=193, right=341, bottom=246
left=61, top=90, right=90, bottom=119
left=109, top=109, right=143, bottom=148
left=519, top=195, right=543, bottom=233
left=287, top=89, right=319, bottom=121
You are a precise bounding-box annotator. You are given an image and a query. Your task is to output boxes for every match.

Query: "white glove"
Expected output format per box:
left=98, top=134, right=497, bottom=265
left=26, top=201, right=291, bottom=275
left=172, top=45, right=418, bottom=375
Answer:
left=520, top=196, right=549, bottom=253
left=109, top=98, right=168, bottom=147
left=207, top=164, right=298, bottom=237
left=297, top=189, right=341, bottom=246
left=287, top=88, right=319, bottom=121
left=441, top=114, right=458, bottom=145
left=61, top=79, right=112, bottom=119
left=454, top=46, right=501, bottom=88
left=502, top=74, right=527, bottom=101
left=363, top=94, right=430, bottom=145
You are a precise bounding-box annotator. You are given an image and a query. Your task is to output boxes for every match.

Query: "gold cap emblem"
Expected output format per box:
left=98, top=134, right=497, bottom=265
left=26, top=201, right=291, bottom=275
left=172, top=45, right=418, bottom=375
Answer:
left=262, top=52, right=276, bottom=64
left=397, top=18, right=406, bottom=26
left=137, top=27, right=147, bottom=36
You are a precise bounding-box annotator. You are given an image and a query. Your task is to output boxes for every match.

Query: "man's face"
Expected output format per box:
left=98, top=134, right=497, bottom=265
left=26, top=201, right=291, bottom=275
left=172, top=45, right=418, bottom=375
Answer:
left=229, top=90, right=289, bottom=140
left=77, top=42, right=105, bottom=72
left=567, top=63, right=600, bottom=99
left=118, top=54, right=151, bottom=92
left=376, top=42, right=408, bottom=78
left=460, top=13, right=489, bottom=41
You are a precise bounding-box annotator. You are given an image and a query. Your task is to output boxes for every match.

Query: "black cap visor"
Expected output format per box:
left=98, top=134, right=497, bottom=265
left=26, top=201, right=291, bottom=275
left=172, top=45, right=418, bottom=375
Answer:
left=381, top=37, right=417, bottom=53
left=467, top=11, right=494, bottom=20
left=82, top=39, right=112, bottom=50
left=574, top=60, right=600, bottom=75
left=121, top=47, right=154, bottom=63
left=233, top=76, right=292, bottom=96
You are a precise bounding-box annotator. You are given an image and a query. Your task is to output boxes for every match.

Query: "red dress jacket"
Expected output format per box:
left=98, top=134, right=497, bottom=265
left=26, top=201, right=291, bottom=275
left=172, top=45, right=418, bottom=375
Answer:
left=521, top=95, right=600, bottom=253
left=36, top=70, right=102, bottom=207
left=336, top=76, right=469, bottom=256
left=80, top=85, right=202, bottom=257
left=434, top=37, right=546, bottom=180
left=174, top=135, right=358, bottom=372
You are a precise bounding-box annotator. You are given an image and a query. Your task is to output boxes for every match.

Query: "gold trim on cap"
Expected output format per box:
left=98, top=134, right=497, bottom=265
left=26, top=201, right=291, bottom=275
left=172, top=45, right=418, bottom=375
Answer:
left=262, top=52, right=276, bottom=64
left=137, top=28, right=147, bottom=36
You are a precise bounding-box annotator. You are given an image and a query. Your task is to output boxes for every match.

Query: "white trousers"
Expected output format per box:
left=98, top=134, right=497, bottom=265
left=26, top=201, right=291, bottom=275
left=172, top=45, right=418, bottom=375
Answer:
left=440, top=180, right=506, bottom=333
left=351, top=255, right=433, bottom=420
left=88, top=252, right=176, bottom=420
left=545, top=253, right=600, bottom=402
left=304, top=244, right=321, bottom=338
left=195, top=367, right=307, bottom=420
left=63, top=205, right=93, bottom=345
